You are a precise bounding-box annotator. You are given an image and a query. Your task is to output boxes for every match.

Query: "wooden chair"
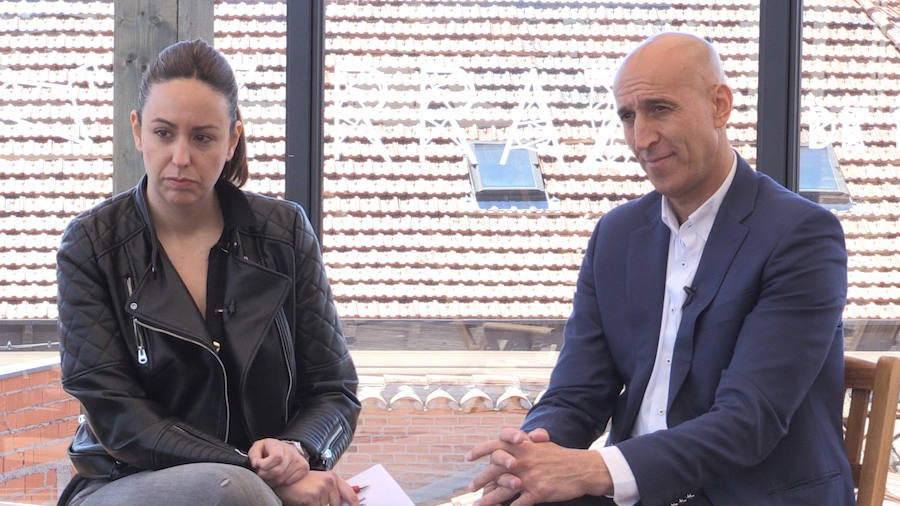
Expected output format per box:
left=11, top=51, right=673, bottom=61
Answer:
left=844, top=355, right=900, bottom=506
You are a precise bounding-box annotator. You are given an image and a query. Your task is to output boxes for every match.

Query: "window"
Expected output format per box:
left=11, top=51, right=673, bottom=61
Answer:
left=468, top=142, right=547, bottom=210
left=800, top=2, right=900, bottom=330
left=798, top=144, right=853, bottom=210
left=321, top=1, right=761, bottom=328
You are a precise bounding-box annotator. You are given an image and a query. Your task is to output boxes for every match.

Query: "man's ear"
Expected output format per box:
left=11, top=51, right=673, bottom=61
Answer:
left=130, top=110, right=142, bottom=151
left=711, top=84, right=733, bottom=128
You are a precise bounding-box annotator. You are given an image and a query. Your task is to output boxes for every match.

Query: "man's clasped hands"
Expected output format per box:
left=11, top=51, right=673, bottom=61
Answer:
left=466, top=426, right=613, bottom=506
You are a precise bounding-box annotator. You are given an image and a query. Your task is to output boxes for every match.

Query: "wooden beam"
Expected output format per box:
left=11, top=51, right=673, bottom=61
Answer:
left=113, top=0, right=214, bottom=194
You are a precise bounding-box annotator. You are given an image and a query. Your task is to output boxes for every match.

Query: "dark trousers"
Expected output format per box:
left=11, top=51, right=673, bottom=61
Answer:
left=503, top=496, right=614, bottom=505
left=503, top=490, right=711, bottom=505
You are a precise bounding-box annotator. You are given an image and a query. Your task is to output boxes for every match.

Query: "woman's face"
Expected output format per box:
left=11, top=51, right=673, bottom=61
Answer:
left=131, top=78, right=241, bottom=214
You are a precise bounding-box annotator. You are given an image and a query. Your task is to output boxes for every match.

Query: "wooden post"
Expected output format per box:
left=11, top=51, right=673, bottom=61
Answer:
left=112, top=0, right=214, bottom=194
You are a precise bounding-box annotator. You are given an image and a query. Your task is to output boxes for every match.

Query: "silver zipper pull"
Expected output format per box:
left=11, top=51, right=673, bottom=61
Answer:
left=137, top=346, right=148, bottom=364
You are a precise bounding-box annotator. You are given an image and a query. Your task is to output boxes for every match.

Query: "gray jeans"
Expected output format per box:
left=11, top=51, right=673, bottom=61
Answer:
left=68, top=463, right=282, bottom=506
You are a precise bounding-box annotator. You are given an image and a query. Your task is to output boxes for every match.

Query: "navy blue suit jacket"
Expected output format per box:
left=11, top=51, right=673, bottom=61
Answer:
left=522, top=157, right=855, bottom=505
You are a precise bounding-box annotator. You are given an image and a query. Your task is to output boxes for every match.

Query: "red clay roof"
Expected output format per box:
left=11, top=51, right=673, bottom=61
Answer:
left=1, top=0, right=898, bottom=321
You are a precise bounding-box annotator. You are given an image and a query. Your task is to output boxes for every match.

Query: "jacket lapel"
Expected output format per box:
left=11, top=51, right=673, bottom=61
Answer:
left=220, top=255, right=292, bottom=369
left=622, top=197, right=670, bottom=431
left=128, top=251, right=213, bottom=345
left=667, top=158, right=757, bottom=408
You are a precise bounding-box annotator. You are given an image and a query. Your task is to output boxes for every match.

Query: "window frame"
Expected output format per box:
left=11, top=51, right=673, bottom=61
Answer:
left=285, top=0, right=325, bottom=241
left=757, top=0, right=804, bottom=191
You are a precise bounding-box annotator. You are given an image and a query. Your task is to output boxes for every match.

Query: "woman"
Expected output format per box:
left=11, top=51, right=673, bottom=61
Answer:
left=56, top=39, right=360, bottom=506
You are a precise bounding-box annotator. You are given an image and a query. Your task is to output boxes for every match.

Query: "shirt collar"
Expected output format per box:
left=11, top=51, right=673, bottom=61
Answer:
left=660, top=150, right=737, bottom=238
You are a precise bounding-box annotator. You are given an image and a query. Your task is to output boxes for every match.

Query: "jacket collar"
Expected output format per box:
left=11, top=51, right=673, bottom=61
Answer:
left=132, top=175, right=257, bottom=272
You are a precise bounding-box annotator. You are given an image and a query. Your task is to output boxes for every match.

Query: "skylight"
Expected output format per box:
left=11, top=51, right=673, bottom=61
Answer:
left=798, top=144, right=853, bottom=211
left=468, top=142, right=548, bottom=210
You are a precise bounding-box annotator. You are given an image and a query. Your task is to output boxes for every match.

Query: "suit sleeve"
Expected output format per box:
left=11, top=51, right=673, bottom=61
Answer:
left=617, top=205, right=847, bottom=505
left=276, top=205, right=360, bottom=470
left=57, top=218, right=249, bottom=471
left=521, top=219, right=623, bottom=448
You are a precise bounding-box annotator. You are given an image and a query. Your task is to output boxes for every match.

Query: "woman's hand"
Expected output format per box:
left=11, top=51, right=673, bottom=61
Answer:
left=274, top=470, right=359, bottom=506
left=248, top=438, right=310, bottom=488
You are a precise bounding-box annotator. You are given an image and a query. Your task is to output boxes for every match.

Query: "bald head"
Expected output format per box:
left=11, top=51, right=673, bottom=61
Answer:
left=615, top=33, right=727, bottom=93
left=611, top=32, right=735, bottom=222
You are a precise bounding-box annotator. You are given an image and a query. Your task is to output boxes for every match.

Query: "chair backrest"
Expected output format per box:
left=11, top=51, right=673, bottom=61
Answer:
left=844, top=355, right=900, bottom=506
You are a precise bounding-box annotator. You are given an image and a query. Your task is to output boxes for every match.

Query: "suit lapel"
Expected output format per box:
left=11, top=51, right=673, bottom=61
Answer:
left=623, top=197, right=670, bottom=431
left=667, top=159, right=757, bottom=408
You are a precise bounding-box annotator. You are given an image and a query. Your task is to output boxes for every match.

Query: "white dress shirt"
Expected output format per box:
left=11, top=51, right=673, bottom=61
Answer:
left=597, top=153, right=737, bottom=505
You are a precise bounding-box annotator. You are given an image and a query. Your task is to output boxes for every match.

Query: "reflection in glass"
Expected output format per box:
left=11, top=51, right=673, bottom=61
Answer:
left=800, top=3, right=900, bottom=330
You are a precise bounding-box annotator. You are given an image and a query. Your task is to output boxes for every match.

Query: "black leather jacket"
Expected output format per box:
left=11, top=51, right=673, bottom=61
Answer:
left=57, top=177, right=359, bottom=482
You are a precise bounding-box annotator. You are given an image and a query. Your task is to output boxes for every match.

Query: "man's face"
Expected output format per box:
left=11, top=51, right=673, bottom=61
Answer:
left=613, top=43, right=729, bottom=214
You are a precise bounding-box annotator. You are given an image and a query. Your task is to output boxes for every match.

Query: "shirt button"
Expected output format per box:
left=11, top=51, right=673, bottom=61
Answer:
left=657, top=408, right=665, bottom=416
left=665, top=358, right=672, bottom=364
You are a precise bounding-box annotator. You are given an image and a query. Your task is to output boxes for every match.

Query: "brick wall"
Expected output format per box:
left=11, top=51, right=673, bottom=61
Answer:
left=0, top=365, right=79, bottom=505
left=0, top=365, right=529, bottom=505
left=335, top=404, right=527, bottom=505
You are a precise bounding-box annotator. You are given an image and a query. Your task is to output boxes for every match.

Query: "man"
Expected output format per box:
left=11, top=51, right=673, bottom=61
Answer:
left=466, top=33, right=854, bottom=506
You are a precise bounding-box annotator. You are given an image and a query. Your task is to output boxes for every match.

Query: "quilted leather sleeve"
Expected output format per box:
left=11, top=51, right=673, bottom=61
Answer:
left=276, top=204, right=360, bottom=470
left=57, top=216, right=129, bottom=380
left=57, top=216, right=249, bottom=472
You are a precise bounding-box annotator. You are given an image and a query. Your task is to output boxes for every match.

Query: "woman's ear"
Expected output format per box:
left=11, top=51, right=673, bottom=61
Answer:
left=130, top=110, right=143, bottom=152
left=227, top=120, right=243, bottom=160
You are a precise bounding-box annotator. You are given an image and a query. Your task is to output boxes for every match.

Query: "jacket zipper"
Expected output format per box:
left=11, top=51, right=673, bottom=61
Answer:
left=134, top=319, right=231, bottom=441
left=125, top=276, right=231, bottom=440
left=125, top=277, right=148, bottom=365
left=273, top=308, right=294, bottom=423
left=172, top=423, right=245, bottom=457
left=319, top=422, right=344, bottom=465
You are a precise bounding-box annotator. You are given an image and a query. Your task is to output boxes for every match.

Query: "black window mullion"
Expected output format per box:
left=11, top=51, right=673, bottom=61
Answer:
left=285, top=0, right=325, bottom=241
left=757, top=0, right=803, bottom=191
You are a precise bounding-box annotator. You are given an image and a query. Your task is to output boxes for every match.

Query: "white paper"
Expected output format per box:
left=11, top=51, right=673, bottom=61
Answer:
left=342, top=464, right=415, bottom=506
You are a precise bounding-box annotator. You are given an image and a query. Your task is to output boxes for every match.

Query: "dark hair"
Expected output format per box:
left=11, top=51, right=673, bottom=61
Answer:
left=136, top=39, right=248, bottom=187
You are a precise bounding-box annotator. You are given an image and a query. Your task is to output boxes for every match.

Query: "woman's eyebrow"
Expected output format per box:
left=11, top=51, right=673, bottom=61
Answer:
left=149, top=117, right=220, bottom=131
